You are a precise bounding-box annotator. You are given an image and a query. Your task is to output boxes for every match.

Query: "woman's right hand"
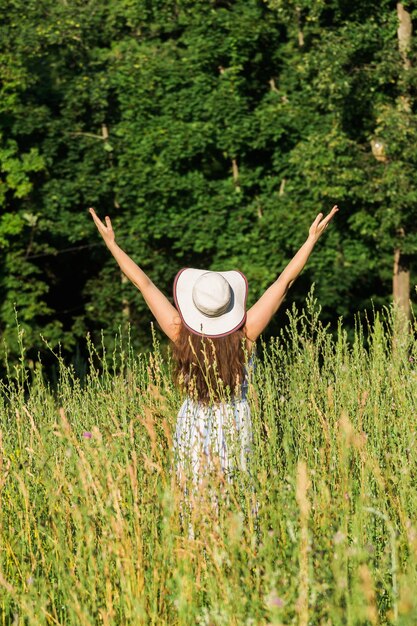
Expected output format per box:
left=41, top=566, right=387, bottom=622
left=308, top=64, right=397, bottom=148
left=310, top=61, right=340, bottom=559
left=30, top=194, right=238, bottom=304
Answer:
left=308, top=205, right=339, bottom=243
left=89, top=208, right=116, bottom=247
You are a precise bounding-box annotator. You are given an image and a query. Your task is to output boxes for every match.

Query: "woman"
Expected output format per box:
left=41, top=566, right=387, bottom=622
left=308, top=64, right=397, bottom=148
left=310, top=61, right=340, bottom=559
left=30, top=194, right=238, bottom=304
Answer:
left=90, top=205, right=338, bottom=483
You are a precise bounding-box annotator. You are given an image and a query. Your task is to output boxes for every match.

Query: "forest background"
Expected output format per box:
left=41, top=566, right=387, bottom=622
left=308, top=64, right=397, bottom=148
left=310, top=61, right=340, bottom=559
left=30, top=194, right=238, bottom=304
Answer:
left=1, top=0, right=417, bottom=366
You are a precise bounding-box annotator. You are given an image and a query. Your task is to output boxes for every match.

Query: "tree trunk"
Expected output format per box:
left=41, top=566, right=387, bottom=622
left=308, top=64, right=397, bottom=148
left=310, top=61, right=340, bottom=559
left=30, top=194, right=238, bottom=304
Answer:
left=397, top=3, right=412, bottom=70
left=393, top=247, right=410, bottom=316
left=393, top=4, right=412, bottom=330
left=393, top=247, right=410, bottom=347
left=295, top=7, right=304, bottom=47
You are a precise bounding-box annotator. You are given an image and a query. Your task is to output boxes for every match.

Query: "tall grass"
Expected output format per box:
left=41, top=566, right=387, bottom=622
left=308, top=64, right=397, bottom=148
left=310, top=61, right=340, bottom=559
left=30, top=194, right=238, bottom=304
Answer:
left=1, top=299, right=417, bottom=625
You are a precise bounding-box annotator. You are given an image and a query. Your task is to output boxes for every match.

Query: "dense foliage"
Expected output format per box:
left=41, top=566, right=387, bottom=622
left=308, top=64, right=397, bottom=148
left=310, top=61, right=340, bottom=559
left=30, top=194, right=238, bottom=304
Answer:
left=1, top=0, right=417, bottom=360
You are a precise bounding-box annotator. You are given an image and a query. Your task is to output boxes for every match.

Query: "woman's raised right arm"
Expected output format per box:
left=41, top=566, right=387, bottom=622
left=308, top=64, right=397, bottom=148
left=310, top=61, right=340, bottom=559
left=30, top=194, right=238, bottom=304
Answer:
left=89, top=208, right=180, bottom=342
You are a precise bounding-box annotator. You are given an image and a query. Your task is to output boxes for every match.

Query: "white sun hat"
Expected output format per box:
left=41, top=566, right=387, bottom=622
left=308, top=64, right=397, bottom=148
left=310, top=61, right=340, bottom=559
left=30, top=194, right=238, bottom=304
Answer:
left=173, top=268, right=248, bottom=337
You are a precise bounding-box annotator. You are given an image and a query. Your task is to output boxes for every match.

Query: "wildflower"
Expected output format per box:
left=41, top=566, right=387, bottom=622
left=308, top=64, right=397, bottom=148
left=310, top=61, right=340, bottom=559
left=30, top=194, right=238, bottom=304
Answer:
left=266, top=590, right=284, bottom=608
left=83, top=432, right=92, bottom=439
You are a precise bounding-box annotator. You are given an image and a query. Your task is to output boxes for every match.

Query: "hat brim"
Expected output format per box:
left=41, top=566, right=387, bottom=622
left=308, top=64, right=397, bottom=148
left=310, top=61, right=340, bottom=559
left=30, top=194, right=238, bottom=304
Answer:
left=173, top=268, right=248, bottom=337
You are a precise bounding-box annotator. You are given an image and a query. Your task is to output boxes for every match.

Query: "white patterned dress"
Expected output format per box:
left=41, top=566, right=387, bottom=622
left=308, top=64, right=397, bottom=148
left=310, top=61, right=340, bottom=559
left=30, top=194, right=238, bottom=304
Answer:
left=173, top=363, right=253, bottom=485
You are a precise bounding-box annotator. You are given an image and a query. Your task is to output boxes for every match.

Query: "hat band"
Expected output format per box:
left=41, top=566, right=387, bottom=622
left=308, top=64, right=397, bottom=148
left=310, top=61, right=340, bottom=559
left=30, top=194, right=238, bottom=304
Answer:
left=192, top=297, right=232, bottom=318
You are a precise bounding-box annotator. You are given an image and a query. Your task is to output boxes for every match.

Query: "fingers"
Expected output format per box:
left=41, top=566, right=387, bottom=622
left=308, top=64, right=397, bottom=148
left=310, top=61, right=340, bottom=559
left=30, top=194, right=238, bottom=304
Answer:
left=89, top=207, right=99, bottom=220
left=89, top=207, right=102, bottom=226
left=89, top=207, right=110, bottom=231
left=320, top=205, right=339, bottom=228
left=312, top=212, right=323, bottom=229
left=309, top=205, right=339, bottom=240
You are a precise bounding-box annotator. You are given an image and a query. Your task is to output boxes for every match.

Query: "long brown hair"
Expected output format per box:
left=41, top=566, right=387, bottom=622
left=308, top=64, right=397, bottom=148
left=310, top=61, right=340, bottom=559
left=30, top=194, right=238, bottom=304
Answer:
left=172, top=323, right=247, bottom=404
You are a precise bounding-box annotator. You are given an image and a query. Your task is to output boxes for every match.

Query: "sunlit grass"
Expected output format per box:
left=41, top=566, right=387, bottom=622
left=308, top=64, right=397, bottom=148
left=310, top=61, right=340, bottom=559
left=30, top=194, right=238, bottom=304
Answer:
left=1, top=299, right=417, bottom=625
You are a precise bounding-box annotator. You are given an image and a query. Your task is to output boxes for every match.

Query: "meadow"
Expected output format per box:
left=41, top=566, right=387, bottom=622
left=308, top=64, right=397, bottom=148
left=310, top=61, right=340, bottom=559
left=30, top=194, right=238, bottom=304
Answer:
left=1, top=299, right=417, bottom=625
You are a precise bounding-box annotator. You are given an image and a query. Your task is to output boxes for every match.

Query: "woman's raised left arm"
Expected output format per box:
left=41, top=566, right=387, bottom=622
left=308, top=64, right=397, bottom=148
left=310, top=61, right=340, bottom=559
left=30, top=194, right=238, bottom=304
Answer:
left=245, top=205, right=339, bottom=343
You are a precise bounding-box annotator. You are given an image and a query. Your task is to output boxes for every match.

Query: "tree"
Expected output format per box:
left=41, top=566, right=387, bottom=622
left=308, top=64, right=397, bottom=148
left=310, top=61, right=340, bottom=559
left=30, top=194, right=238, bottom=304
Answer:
left=1, top=0, right=416, bottom=364
left=263, top=0, right=417, bottom=328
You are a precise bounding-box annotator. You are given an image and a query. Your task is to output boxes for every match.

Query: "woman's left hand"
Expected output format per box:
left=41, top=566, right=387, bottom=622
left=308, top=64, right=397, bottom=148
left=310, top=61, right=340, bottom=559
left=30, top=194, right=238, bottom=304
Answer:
left=89, top=207, right=116, bottom=248
left=308, top=205, right=339, bottom=243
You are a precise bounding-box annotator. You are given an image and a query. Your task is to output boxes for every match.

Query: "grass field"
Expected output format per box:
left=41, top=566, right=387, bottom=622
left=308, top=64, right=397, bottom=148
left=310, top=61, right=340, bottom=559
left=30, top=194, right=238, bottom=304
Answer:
left=1, top=300, right=417, bottom=625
